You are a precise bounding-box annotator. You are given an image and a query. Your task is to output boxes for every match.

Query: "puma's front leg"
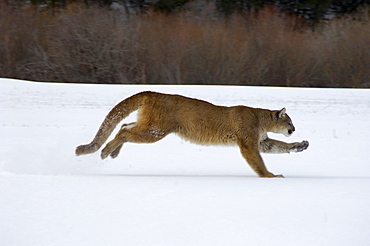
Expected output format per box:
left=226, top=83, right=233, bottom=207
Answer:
left=260, top=138, right=309, bottom=154
left=238, top=141, right=283, bottom=178
left=289, top=140, right=309, bottom=153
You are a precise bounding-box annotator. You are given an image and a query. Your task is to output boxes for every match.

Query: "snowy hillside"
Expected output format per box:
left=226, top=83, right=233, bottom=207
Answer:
left=1, top=78, right=370, bottom=246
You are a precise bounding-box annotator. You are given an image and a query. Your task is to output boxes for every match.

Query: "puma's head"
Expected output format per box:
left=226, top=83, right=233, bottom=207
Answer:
left=273, top=108, right=295, bottom=137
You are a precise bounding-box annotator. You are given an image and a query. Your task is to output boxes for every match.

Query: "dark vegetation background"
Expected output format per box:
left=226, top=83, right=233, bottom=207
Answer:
left=1, top=0, right=369, bottom=87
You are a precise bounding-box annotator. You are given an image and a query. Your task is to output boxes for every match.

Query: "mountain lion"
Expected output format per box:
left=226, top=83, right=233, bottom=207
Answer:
left=76, top=91, right=309, bottom=177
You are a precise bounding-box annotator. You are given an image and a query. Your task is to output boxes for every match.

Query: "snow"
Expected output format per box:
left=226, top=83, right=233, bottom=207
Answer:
left=1, top=78, right=370, bottom=246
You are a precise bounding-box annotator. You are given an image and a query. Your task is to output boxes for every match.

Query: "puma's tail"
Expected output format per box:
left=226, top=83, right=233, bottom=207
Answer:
left=75, top=92, right=149, bottom=156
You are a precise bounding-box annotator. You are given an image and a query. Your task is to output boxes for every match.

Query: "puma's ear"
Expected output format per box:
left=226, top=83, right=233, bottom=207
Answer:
left=278, top=108, right=286, bottom=119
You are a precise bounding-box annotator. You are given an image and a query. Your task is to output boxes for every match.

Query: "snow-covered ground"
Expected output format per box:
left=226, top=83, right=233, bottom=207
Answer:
left=1, top=78, right=369, bottom=246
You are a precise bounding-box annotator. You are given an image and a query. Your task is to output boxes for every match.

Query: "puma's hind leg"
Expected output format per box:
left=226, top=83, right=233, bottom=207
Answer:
left=259, top=138, right=309, bottom=154
left=108, top=123, right=134, bottom=159
left=110, top=143, right=123, bottom=159
left=101, top=122, right=169, bottom=159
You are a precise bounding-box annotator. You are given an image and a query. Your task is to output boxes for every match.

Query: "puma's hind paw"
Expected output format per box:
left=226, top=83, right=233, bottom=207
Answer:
left=100, top=146, right=111, bottom=160
left=109, top=144, right=123, bottom=159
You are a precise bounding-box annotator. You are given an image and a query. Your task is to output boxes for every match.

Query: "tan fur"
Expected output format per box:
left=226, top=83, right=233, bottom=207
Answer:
left=76, top=91, right=309, bottom=178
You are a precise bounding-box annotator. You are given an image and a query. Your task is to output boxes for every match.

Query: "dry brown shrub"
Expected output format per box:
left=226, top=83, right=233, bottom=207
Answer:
left=0, top=3, right=368, bottom=87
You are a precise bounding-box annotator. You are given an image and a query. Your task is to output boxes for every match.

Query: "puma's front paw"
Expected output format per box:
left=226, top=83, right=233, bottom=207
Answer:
left=260, top=172, right=285, bottom=178
left=291, top=140, right=309, bottom=153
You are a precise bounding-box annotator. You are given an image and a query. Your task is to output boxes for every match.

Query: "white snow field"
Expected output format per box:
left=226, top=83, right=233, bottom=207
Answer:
left=1, top=78, right=370, bottom=246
